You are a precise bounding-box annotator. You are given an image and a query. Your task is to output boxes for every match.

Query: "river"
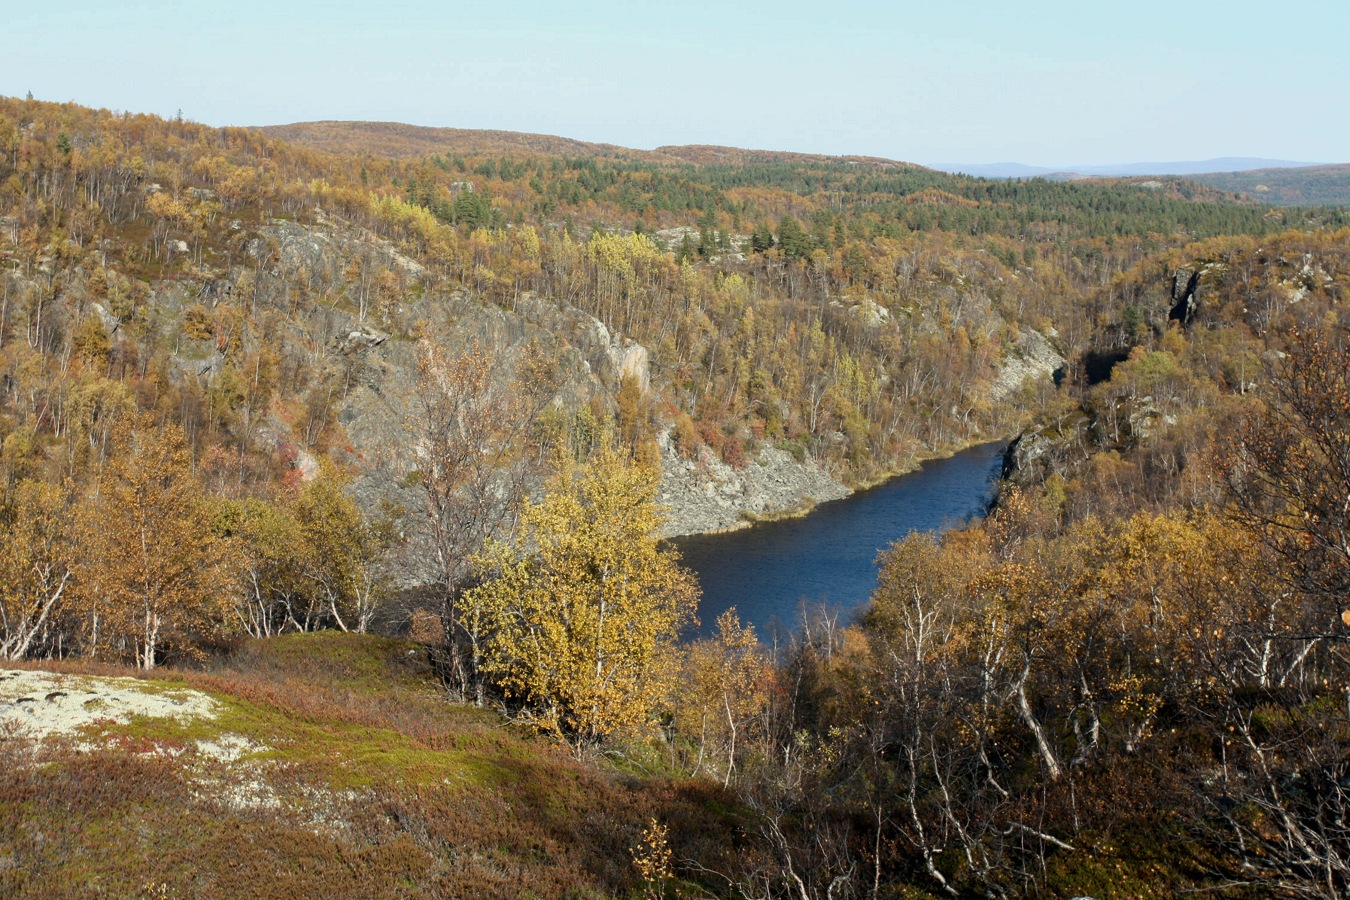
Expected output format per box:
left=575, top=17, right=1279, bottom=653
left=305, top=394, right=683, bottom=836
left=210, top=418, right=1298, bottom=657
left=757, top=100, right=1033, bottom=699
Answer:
left=672, top=441, right=1007, bottom=639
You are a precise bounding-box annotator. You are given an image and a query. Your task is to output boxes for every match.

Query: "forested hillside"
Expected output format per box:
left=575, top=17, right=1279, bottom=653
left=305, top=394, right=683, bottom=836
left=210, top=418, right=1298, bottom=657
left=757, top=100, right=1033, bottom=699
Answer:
left=745, top=228, right=1350, bottom=896
left=3, top=94, right=1350, bottom=897
left=1191, top=163, right=1350, bottom=206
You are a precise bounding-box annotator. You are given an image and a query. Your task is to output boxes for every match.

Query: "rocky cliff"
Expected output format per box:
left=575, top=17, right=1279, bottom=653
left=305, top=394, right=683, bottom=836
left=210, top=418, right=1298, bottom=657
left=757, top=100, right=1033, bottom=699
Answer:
left=234, top=220, right=850, bottom=564
left=655, top=436, right=850, bottom=537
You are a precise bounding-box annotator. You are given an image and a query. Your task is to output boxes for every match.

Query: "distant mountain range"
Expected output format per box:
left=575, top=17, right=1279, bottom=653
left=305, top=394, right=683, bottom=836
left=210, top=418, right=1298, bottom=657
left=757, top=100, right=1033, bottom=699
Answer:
left=930, top=158, right=1325, bottom=179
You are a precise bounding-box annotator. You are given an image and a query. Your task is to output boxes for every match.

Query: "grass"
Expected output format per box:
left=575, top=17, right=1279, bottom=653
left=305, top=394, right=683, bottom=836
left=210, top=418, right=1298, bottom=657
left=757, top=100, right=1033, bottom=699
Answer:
left=0, top=632, right=754, bottom=898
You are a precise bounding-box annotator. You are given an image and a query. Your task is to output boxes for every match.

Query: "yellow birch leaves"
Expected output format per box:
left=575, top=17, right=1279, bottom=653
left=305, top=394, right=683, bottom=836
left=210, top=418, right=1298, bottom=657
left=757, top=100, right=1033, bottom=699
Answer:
left=466, top=447, right=698, bottom=746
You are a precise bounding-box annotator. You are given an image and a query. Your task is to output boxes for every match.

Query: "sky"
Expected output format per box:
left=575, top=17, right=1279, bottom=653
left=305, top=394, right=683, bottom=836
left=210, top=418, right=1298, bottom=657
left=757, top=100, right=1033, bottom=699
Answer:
left=5, top=1, right=1348, bottom=167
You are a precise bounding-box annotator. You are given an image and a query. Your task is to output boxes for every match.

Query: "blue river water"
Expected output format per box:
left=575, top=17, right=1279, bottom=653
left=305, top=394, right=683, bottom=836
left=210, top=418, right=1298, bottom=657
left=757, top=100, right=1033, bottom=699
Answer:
left=671, top=441, right=1007, bottom=639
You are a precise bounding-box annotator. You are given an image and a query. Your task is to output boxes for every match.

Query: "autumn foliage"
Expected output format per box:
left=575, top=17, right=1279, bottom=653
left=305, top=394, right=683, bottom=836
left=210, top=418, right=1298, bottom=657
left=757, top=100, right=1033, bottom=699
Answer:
left=4, top=92, right=1350, bottom=896
left=466, top=447, right=699, bottom=747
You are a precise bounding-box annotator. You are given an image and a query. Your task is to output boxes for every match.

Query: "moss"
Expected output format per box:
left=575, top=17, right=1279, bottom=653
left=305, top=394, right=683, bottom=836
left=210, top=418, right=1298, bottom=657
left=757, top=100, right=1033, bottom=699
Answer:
left=76, top=693, right=509, bottom=794
left=2, top=632, right=755, bottom=898
left=1045, top=835, right=1235, bottom=898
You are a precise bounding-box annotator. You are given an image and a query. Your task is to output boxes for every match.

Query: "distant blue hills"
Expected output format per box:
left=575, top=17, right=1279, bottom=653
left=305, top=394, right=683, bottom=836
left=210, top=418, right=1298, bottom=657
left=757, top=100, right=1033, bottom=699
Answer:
left=930, top=158, right=1326, bottom=180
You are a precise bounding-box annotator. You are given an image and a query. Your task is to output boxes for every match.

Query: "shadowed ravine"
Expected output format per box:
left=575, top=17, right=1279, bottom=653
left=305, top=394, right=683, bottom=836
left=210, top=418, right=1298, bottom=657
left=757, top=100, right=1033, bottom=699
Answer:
left=673, top=441, right=1007, bottom=639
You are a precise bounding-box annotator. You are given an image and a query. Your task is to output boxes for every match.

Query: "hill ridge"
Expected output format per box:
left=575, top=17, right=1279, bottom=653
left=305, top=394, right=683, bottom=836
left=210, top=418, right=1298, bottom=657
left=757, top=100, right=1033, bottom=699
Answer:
left=258, top=119, right=926, bottom=169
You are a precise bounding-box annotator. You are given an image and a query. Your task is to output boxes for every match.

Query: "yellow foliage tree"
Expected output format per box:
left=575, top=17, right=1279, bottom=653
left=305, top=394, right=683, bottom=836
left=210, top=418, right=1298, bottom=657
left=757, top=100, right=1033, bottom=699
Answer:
left=81, top=417, right=235, bottom=669
left=293, top=465, right=390, bottom=635
left=675, top=608, right=769, bottom=784
left=0, top=479, right=75, bottom=660
left=466, top=446, right=699, bottom=747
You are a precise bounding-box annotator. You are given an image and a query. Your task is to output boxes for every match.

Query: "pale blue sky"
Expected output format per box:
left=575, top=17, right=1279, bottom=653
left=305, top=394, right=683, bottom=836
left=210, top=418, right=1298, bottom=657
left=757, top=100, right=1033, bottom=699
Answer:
left=5, top=1, right=1347, bottom=165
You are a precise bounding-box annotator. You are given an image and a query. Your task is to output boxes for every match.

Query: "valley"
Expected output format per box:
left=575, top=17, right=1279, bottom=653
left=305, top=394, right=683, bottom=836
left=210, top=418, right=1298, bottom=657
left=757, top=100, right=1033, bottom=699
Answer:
left=2, top=93, right=1350, bottom=897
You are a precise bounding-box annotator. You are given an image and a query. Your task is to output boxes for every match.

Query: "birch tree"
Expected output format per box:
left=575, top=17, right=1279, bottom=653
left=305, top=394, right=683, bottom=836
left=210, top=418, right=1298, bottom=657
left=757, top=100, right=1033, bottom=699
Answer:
left=465, top=447, right=698, bottom=748
left=409, top=336, right=556, bottom=698
left=0, top=480, right=75, bottom=659
left=82, top=417, right=234, bottom=669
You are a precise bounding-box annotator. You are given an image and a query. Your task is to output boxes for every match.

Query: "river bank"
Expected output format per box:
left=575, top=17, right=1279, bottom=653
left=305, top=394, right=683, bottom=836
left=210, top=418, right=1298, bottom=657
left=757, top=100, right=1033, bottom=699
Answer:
left=656, top=437, right=850, bottom=538
left=658, top=432, right=1013, bottom=539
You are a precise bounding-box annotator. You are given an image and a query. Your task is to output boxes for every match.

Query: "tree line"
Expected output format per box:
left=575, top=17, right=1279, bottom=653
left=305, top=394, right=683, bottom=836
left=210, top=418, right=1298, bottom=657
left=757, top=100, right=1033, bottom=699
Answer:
left=0, top=414, right=390, bottom=668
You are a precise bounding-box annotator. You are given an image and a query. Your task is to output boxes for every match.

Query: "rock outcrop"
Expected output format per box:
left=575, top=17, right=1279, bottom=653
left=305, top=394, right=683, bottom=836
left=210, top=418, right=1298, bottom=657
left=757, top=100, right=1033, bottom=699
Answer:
left=990, top=327, right=1065, bottom=403
left=1002, top=408, right=1090, bottom=488
left=656, top=433, right=849, bottom=537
